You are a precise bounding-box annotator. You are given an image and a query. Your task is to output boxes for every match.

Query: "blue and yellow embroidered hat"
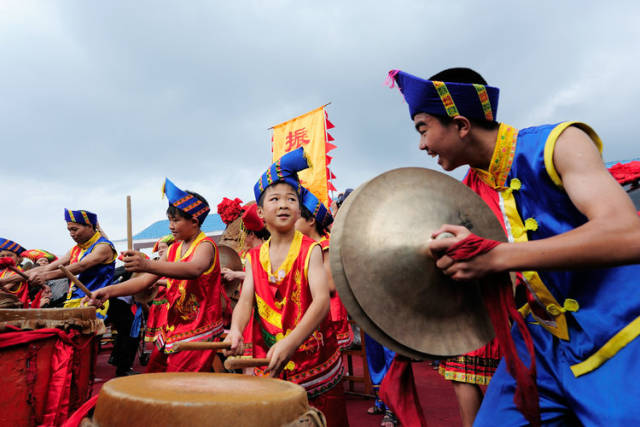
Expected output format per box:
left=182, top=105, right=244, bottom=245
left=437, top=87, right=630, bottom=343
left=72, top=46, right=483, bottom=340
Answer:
left=162, top=177, right=210, bottom=223
left=254, top=147, right=310, bottom=201
left=64, top=209, right=98, bottom=226
left=300, top=187, right=334, bottom=230
left=0, top=238, right=26, bottom=255
left=386, top=69, right=499, bottom=121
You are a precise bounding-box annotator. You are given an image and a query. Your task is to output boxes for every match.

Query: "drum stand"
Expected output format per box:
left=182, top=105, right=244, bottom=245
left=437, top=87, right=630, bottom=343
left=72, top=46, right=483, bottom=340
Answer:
left=343, top=320, right=375, bottom=399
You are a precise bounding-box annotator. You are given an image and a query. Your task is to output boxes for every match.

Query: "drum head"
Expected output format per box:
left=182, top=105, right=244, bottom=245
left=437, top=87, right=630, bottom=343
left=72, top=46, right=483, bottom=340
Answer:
left=93, top=373, right=310, bottom=427
left=331, top=168, right=504, bottom=357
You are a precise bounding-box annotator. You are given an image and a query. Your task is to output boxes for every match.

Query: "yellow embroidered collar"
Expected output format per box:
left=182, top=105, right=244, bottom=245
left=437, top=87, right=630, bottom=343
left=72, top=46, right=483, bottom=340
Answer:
left=471, top=123, right=518, bottom=190
left=260, top=231, right=303, bottom=284
left=77, top=231, right=101, bottom=250
left=175, top=232, right=206, bottom=261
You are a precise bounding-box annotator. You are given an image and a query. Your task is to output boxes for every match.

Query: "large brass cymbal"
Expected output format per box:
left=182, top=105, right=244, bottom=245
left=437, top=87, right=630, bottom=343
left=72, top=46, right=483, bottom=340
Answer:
left=331, top=184, right=430, bottom=359
left=331, top=167, right=505, bottom=357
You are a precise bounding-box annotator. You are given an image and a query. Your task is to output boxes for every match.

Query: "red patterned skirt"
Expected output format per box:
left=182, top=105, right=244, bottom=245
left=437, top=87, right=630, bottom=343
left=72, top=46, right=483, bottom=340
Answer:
left=144, top=287, right=169, bottom=342
left=438, top=338, right=501, bottom=385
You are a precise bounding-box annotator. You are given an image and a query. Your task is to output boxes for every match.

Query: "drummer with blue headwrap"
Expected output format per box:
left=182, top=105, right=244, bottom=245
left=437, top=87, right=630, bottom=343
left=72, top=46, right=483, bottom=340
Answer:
left=27, top=209, right=116, bottom=319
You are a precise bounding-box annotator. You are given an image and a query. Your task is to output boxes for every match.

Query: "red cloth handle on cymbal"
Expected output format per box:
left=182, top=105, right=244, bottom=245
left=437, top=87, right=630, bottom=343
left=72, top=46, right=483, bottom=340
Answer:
left=445, top=234, right=541, bottom=427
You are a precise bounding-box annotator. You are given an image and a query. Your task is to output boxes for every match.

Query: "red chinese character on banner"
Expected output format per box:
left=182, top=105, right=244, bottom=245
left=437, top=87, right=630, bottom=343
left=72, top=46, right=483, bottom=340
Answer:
left=284, top=128, right=311, bottom=151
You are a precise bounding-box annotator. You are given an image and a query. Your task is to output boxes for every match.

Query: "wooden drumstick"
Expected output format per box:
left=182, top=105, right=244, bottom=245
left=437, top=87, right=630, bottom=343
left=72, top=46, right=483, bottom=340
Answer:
left=224, top=357, right=270, bottom=370
left=7, top=265, right=30, bottom=281
left=0, top=257, right=42, bottom=287
left=173, top=341, right=232, bottom=352
left=58, top=265, right=93, bottom=298
left=127, top=195, right=133, bottom=251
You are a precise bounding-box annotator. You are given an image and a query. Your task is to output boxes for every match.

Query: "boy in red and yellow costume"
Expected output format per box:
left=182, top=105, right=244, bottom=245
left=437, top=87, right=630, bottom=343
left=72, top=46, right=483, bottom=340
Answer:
left=226, top=148, right=348, bottom=427
left=296, top=187, right=353, bottom=349
left=89, top=178, right=223, bottom=373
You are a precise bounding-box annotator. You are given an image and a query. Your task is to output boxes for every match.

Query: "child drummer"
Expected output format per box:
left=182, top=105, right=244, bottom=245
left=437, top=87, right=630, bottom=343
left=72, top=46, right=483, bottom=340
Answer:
left=296, top=188, right=354, bottom=349
left=226, top=147, right=348, bottom=427
left=88, top=178, right=224, bottom=373
left=0, top=238, right=31, bottom=306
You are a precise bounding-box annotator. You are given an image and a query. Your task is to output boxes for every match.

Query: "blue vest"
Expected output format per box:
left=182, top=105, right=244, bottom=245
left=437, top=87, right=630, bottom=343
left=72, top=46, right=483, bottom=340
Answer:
left=507, top=123, right=640, bottom=368
left=69, top=235, right=116, bottom=299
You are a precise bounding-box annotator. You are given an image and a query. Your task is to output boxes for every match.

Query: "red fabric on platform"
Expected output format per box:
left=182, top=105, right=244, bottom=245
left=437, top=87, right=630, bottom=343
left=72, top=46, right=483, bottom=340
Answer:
left=445, top=234, right=541, bottom=427
left=309, top=383, right=349, bottom=427
left=61, top=394, right=99, bottom=427
left=0, top=326, right=97, bottom=426
left=379, top=356, right=428, bottom=427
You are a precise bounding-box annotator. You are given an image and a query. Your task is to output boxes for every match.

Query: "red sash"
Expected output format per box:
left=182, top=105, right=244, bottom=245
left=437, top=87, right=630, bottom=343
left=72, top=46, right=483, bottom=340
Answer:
left=158, top=232, right=224, bottom=353
left=249, top=231, right=343, bottom=398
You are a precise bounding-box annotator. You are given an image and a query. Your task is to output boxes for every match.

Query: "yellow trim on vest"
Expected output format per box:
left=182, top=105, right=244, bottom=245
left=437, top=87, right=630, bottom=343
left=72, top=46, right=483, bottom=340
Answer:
left=543, top=122, right=603, bottom=187
left=303, top=242, right=319, bottom=281
left=201, top=239, right=217, bottom=275
left=78, top=231, right=101, bottom=250
left=571, top=314, right=640, bottom=377
left=64, top=297, right=109, bottom=318
left=259, top=231, right=303, bottom=285
left=472, top=123, right=518, bottom=189
left=504, top=179, right=570, bottom=340
left=175, top=231, right=207, bottom=261
left=255, top=292, right=283, bottom=330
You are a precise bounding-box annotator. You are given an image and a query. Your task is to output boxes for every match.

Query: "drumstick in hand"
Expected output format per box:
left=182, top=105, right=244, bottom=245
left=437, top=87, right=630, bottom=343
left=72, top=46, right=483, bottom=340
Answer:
left=0, top=257, right=42, bottom=287
left=173, top=341, right=232, bottom=352
left=224, top=357, right=271, bottom=370
left=58, top=265, right=94, bottom=298
left=127, top=195, right=133, bottom=251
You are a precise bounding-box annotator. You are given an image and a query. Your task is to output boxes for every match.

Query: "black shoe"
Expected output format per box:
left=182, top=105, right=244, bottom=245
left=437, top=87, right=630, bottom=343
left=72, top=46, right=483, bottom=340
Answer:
left=115, top=369, right=139, bottom=377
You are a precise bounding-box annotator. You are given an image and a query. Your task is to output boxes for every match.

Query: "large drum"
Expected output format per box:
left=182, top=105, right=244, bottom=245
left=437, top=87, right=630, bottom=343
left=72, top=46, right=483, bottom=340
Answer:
left=85, top=373, right=325, bottom=427
left=0, top=307, right=104, bottom=427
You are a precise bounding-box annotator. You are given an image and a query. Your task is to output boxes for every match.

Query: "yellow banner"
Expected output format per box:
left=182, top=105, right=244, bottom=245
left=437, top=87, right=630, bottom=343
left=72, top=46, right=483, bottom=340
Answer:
left=272, top=106, right=328, bottom=205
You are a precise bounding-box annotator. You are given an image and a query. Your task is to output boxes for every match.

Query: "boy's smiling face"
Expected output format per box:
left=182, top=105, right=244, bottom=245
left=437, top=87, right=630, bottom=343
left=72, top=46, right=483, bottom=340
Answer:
left=258, top=182, right=301, bottom=233
left=414, top=113, right=467, bottom=171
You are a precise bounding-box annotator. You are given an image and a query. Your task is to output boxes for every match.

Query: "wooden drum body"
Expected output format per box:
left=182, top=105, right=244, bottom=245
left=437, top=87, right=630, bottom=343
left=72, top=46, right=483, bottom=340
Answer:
left=0, top=307, right=104, bottom=427
left=88, top=373, right=326, bottom=427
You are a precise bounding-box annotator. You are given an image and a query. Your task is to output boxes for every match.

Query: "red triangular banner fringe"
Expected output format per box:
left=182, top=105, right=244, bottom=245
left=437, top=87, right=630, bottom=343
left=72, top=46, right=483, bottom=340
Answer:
left=326, top=142, right=337, bottom=153
left=326, top=169, right=336, bottom=180
left=328, top=182, right=336, bottom=191
left=326, top=155, right=333, bottom=166
left=327, top=133, right=335, bottom=142
left=330, top=170, right=336, bottom=180
left=325, top=110, right=335, bottom=129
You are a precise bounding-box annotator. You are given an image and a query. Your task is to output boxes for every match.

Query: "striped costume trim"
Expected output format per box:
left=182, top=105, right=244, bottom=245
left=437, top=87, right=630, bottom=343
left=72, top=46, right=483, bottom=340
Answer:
left=473, top=84, right=494, bottom=121
left=432, top=81, right=459, bottom=117
left=161, top=321, right=224, bottom=354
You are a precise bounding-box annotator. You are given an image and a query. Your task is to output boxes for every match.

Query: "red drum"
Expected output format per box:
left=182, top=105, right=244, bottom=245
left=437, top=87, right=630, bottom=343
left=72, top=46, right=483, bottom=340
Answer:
left=0, top=307, right=104, bottom=427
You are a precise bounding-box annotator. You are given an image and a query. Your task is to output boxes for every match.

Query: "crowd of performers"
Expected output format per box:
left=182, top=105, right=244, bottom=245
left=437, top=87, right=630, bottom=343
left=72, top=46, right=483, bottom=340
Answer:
left=2, top=65, right=640, bottom=427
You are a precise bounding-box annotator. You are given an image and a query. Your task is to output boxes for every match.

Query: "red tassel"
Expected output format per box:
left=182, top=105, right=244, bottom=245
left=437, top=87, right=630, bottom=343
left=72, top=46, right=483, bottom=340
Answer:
left=325, top=114, right=335, bottom=129
left=326, top=155, right=333, bottom=166
left=327, top=133, right=335, bottom=142
left=328, top=182, right=336, bottom=191
left=326, top=169, right=336, bottom=180
left=325, top=142, right=337, bottom=152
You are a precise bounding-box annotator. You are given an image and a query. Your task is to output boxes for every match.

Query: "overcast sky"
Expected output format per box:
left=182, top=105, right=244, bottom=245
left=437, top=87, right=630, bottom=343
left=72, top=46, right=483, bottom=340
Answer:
left=3, top=1, right=640, bottom=255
